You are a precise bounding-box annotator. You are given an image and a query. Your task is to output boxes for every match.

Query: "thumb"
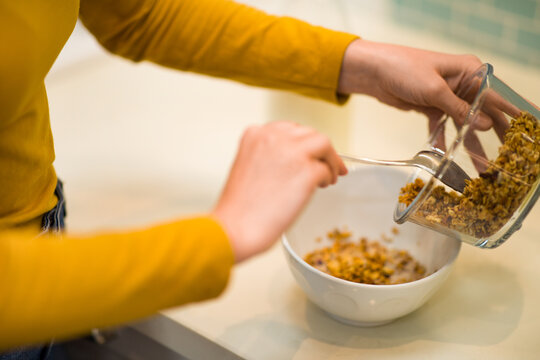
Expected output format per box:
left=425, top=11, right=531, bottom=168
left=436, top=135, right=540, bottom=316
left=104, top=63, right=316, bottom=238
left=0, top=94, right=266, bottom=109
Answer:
left=433, top=85, right=494, bottom=130
left=433, top=85, right=471, bottom=127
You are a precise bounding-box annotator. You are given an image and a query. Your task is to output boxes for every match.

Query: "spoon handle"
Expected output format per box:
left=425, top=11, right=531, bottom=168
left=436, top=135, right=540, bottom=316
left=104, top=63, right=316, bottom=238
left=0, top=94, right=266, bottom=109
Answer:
left=339, top=154, right=409, bottom=168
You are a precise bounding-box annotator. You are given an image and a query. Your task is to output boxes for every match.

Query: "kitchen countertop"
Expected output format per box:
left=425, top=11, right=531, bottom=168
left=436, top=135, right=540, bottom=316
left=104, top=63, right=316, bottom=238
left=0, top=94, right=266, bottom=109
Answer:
left=46, top=1, right=540, bottom=359
left=134, top=212, right=540, bottom=360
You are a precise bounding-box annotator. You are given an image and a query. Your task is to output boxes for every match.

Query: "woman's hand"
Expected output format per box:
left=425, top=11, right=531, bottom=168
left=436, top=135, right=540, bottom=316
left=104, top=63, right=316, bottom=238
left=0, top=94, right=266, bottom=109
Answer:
left=338, top=39, right=483, bottom=118
left=212, top=122, right=347, bottom=262
left=338, top=39, right=487, bottom=147
left=338, top=39, right=521, bottom=170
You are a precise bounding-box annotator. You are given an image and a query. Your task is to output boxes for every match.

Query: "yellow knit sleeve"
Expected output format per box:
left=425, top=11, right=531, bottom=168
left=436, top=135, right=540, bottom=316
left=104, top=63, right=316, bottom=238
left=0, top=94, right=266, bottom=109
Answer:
left=0, top=216, right=234, bottom=350
left=79, top=0, right=358, bottom=103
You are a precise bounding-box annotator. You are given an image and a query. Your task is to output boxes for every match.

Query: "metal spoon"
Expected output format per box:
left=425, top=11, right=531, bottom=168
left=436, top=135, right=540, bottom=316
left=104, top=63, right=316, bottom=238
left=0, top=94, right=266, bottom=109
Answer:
left=340, top=150, right=471, bottom=193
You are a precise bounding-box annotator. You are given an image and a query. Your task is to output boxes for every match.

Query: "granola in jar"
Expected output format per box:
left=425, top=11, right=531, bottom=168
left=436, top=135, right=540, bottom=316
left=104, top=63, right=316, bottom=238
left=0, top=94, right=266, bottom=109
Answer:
left=399, top=112, right=540, bottom=238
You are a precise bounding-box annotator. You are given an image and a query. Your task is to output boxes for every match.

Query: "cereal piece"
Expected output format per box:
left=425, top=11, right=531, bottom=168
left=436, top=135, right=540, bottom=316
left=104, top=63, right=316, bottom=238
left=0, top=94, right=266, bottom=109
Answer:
left=327, top=228, right=351, bottom=241
left=381, top=233, right=393, bottom=243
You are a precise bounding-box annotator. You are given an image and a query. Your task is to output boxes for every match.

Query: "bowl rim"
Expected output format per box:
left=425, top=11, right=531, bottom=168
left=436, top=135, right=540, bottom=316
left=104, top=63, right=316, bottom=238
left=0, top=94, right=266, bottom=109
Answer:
left=281, top=233, right=461, bottom=289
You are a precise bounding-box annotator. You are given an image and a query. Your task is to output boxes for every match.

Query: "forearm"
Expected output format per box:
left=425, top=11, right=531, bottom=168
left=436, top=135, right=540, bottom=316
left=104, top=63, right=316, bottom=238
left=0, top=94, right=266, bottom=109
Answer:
left=79, top=0, right=358, bottom=103
left=337, top=39, right=379, bottom=96
left=0, top=216, right=234, bottom=349
left=336, top=38, right=484, bottom=126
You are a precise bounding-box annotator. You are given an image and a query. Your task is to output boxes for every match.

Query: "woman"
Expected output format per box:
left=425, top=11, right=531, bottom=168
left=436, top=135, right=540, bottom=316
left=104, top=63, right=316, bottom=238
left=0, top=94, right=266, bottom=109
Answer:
left=0, top=0, right=483, bottom=354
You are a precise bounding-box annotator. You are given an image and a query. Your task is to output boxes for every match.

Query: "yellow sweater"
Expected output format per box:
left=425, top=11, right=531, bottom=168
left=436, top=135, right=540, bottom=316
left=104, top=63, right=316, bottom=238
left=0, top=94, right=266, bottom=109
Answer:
left=0, top=0, right=356, bottom=349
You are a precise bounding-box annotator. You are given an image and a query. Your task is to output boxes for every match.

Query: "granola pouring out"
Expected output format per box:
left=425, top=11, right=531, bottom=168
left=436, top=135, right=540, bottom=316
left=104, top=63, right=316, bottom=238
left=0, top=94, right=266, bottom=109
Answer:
left=304, top=228, right=428, bottom=285
left=399, top=112, right=540, bottom=238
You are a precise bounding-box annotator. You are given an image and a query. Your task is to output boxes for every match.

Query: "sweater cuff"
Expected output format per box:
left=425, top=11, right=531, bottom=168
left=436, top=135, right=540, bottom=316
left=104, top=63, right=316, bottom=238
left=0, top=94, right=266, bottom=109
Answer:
left=312, top=29, right=359, bottom=105
left=178, top=216, right=235, bottom=302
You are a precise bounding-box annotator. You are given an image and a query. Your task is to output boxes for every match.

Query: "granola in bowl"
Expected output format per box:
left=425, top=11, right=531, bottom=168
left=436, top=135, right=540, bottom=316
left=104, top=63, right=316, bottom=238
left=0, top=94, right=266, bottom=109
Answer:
left=304, top=228, right=428, bottom=285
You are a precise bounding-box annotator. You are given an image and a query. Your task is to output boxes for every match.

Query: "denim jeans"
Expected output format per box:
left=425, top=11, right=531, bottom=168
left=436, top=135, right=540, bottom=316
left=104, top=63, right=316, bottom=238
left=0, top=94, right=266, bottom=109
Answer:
left=0, top=181, right=66, bottom=360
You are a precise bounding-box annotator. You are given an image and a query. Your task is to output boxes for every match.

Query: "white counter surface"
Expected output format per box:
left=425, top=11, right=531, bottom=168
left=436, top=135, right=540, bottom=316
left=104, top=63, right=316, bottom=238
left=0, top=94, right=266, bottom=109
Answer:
left=150, top=214, right=540, bottom=360
left=46, top=1, right=540, bottom=359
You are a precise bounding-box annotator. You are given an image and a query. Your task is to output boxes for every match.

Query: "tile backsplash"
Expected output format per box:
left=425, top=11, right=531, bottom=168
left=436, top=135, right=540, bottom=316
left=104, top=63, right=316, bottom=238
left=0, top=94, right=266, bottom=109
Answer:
left=391, top=0, right=540, bottom=66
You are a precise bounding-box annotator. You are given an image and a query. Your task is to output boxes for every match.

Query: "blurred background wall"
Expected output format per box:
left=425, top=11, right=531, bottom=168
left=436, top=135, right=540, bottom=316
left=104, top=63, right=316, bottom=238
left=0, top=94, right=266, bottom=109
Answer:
left=52, top=1, right=540, bottom=74
left=45, top=0, right=540, bottom=232
left=391, top=0, right=540, bottom=67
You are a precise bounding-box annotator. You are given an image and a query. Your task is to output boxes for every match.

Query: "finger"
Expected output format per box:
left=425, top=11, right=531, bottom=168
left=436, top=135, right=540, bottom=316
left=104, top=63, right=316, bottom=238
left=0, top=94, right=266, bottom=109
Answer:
left=285, top=123, right=347, bottom=178
left=483, top=105, right=510, bottom=142
left=450, top=113, right=490, bottom=173
left=434, top=85, right=497, bottom=132
left=268, top=121, right=346, bottom=179
left=463, top=130, right=489, bottom=173
left=465, top=92, right=512, bottom=138
left=484, top=89, right=521, bottom=118
left=432, top=82, right=473, bottom=126
left=303, top=134, right=341, bottom=184
left=422, top=105, right=491, bottom=172
left=424, top=109, right=446, bottom=152
left=337, top=156, right=348, bottom=176
left=311, top=160, right=334, bottom=188
left=469, top=109, right=497, bottom=131
left=320, top=141, right=347, bottom=182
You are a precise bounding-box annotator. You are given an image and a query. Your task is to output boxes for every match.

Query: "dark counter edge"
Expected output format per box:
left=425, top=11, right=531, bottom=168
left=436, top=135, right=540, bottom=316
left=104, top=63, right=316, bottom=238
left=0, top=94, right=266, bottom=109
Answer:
left=130, top=314, right=245, bottom=360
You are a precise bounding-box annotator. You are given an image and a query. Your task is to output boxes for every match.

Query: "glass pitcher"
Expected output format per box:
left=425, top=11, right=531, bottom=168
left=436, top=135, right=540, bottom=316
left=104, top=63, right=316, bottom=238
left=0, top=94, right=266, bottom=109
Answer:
left=394, top=63, right=540, bottom=249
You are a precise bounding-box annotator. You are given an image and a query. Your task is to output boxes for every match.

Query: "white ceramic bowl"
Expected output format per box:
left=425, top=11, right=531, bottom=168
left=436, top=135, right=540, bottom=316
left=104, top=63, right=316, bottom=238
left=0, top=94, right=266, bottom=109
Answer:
left=282, top=166, right=461, bottom=326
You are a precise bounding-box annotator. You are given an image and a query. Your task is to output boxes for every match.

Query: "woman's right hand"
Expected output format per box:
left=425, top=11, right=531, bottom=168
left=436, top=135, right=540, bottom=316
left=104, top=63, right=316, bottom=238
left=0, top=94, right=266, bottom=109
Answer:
left=212, top=121, right=347, bottom=262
